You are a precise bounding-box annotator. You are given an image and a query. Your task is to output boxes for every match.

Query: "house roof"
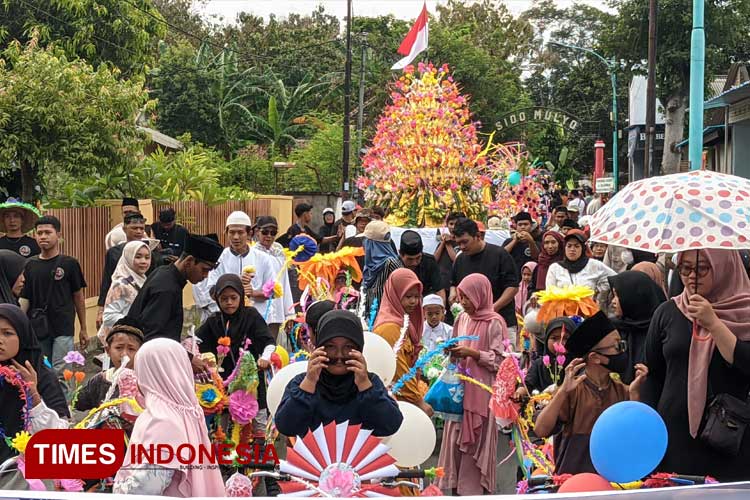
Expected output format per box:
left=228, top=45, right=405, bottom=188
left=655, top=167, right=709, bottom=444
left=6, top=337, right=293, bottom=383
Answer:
left=704, top=80, right=750, bottom=110
left=675, top=125, right=725, bottom=149
left=137, top=126, right=183, bottom=151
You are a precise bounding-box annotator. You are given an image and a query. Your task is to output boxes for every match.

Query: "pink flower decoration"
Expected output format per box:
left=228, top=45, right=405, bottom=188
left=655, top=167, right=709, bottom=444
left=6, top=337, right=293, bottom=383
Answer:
left=262, top=279, right=276, bottom=299
left=320, top=466, right=357, bottom=496
left=229, top=390, right=258, bottom=425
left=542, top=355, right=551, bottom=367
left=556, top=355, right=566, bottom=366
left=217, top=345, right=231, bottom=356
left=226, top=472, right=254, bottom=497
left=553, top=342, right=567, bottom=354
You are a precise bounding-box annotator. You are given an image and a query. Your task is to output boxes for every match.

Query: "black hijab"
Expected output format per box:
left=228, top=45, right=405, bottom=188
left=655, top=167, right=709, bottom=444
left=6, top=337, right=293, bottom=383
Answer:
left=199, top=274, right=275, bottom=369
left=559, top=230, right=590, bottom=274
left=607, top=271, right=666, bottom=383
left=608, top=271, right=667, bottom=331
left=0, top=304, right=69, bottom=462
left=305, top=300, right=336, bottom=340
left=315, top=310, right=364, bottom=404
left=0, top=250, right=25, bottom=305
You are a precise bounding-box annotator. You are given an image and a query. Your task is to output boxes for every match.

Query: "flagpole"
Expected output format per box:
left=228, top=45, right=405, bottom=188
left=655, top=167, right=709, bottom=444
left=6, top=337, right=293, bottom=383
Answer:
left=342, top=0, right=352, bottom=194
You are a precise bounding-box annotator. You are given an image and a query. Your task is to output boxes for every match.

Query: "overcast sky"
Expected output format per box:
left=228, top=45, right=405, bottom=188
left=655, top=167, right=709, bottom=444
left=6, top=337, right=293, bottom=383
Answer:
left=196, top=0, right=607, bottom=24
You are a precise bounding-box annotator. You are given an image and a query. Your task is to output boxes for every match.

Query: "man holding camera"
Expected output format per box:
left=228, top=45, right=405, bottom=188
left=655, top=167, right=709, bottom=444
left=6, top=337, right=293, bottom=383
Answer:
left=503, top=211, right=540, bottom=273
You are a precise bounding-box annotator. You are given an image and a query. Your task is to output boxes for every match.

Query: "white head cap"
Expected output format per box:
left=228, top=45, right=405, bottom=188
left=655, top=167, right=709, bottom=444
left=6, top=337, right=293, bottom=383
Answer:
left=423, top=294, right=445, bottom=309
left=226, top=211, right=252, bottom=229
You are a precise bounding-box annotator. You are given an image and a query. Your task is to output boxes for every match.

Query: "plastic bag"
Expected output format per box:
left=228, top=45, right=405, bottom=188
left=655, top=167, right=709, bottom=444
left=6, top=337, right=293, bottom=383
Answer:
left=424, top=363, right=464, bottom=422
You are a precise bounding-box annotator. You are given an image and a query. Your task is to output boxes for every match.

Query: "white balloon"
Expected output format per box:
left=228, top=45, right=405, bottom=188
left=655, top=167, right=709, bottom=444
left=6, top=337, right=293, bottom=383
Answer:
left=363, top=332, right=397, bottom=385
left=382, top=401, right=436, bottom=467
left=267, top=361, right=308, bottom=416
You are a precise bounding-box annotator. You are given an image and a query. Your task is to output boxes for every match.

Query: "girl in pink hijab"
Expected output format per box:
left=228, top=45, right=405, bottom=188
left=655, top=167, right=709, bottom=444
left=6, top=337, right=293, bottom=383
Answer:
left=515, top=261, right=538, bottom=315
left=644, top=249, right=750, bottom=481
left=436, top=273, right=507, bottom=495
left=113, top=338, right=226, bottom=496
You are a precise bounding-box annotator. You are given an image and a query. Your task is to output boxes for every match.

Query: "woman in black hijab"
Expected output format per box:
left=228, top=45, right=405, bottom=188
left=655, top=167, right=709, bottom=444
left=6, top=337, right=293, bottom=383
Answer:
left=0, top=250, right=25, bottom=305
left=275, top=310, right=403, bottom=437
left=0, top=304, right=69, bottom=463
left=607, top=270, right=666, bottom=384
left=197, top=274, right=275, bottom=407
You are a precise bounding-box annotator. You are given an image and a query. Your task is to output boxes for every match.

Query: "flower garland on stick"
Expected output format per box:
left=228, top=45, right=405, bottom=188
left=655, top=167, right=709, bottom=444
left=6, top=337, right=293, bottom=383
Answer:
left=224, top=342, right=260, bottom=446
left=391, top=336, right=478, bottom=395
left=0, top=365, right=33, bottom=441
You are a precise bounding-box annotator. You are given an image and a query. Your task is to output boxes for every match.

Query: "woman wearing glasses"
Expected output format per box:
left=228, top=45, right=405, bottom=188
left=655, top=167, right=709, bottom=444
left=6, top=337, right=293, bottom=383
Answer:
left=607, top=271, right=666, bottom=384
left=643, top=249, right=750, bottom=481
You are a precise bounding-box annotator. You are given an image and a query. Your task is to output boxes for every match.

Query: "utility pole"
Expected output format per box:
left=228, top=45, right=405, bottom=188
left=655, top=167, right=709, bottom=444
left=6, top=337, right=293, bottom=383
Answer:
left=644, top=0, right=658, bottom=178
left=342, top=0, right=352, bottom=194
left=356, top=34, right=368, bottom=201
left=687, top=0, right=705, bottom=170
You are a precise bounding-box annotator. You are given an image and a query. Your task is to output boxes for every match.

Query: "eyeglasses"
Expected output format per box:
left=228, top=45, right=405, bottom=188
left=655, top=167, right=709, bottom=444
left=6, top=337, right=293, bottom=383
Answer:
left=677, top=264, right=710, bottom=278
left=260, top=229, right=278, bottom=236
left=594, top=339, right=627, bottom=355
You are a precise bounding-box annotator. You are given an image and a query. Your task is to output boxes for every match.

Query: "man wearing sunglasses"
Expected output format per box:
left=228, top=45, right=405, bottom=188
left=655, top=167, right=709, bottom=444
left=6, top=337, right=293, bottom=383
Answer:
left=535, top=311, right=648, bottom=475
left=254, top=216, right=295, bottom=344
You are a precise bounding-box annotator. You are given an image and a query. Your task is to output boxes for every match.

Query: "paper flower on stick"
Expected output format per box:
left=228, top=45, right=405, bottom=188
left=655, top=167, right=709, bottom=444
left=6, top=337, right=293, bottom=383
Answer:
left=534, top=285, right=599, bottom=324
left=296, top=246, right=364, bottom=293
left=262, top=279, right=283, bottom=300
left=278, top=421, right=400, bottom=497
left=228, top=390, right=258, bottom=425
left=63, top=351, right=85, bottom=366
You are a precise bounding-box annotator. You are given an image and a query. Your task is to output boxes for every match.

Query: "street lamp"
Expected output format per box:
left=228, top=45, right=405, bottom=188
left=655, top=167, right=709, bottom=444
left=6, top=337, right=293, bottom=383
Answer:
left=549, top=41, right=619, bottom=191
left=687, top=0, right=704, bottom=170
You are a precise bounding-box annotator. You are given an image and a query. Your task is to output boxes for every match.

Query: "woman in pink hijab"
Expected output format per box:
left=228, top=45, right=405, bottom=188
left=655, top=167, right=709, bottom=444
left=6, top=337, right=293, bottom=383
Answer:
left=515, top=261, right=538, bottom=316
left=113, top=338, right=226, bottom=496
left=643, top=249, right=750, bottom=481
left=436, top=273, right=507, bottom=495
left=373, top=268, right=432, bottom=416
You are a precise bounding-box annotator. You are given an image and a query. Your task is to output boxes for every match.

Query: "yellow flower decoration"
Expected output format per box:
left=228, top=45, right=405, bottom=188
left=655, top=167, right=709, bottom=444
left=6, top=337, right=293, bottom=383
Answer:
left=242, top=265, right=256, bottom=274
left=11, top=431, right=31, bottom=453
left=273, top=281, right=283, bottom=299
left=534, top=285, right=599, bottom=324
left=196, top=383, right=222, bottom=409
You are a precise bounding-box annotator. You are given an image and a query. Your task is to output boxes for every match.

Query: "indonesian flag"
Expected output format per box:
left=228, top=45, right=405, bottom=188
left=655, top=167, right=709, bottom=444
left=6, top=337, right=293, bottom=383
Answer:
left=391, top=3, right=429, bottom=70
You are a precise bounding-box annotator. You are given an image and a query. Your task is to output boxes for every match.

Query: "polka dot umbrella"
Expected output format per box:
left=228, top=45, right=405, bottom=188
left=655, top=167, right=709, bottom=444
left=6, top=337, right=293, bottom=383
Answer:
left=589, top=170, right=750, bottom=252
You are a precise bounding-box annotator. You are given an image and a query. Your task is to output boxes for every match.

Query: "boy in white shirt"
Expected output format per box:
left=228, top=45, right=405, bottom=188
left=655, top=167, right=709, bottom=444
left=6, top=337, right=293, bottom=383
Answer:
left=422, top=294, right=453, bottom=351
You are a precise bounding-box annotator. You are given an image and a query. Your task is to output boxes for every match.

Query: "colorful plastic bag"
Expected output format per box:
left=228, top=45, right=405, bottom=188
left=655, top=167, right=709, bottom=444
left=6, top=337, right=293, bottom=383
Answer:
left=424, top=363, right=464, bottom=422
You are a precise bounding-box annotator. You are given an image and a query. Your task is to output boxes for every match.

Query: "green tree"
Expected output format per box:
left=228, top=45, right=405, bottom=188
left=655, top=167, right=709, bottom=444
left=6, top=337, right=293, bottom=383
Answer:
left=602, top=0, right=750, bottom=173
left=520, top=0, right=625, bottom=175
left=0, top=0, right=166, bottom=76
left=0, top=40, right=150, bottom=201
left=287, top=118, right=352, bottom=192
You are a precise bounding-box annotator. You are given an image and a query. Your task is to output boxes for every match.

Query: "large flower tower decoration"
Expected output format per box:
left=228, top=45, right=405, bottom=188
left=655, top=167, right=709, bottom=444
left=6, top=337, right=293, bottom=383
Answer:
left=357, top=63, right=487, bottom=227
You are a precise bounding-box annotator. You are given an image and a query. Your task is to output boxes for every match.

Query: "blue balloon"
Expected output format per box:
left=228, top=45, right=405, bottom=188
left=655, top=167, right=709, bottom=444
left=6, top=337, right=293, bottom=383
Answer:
left=590, top=401, right=668, bottom=483
left=508, top=171, right=522, bottom=186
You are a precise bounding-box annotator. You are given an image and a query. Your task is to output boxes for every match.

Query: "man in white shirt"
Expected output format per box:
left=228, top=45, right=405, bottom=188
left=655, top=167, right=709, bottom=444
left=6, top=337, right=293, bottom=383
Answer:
left=567, top=190, right=586, bottom=215
left=104, top=198, right=140, bottom=250
left=195, top=211, right=276, bottom=322
left=253, top=215, right=295, bottom=347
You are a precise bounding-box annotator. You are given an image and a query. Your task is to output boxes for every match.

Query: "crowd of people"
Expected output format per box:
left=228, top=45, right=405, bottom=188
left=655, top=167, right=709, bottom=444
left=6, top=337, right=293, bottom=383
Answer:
left=0, top=186, right=749, bottom=496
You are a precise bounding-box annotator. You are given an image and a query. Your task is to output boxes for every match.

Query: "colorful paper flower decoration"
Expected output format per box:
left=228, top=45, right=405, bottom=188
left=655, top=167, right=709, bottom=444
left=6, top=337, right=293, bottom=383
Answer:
left=356, top=63, right=488, bottom=226
left=534, top=285, right=600, bottom=324
left=63, top=351, right=85, bottom=366
left=289, top=235, right=318, bottom=262
left=278, top=421, right=400, bottom=497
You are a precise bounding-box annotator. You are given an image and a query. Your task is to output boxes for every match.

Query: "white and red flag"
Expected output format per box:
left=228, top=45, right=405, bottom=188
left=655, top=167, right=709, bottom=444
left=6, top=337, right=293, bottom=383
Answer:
left=391, top=2, right=429, bottom=70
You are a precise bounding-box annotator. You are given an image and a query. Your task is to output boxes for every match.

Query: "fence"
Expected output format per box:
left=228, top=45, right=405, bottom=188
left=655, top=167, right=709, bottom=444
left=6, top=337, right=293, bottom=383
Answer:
left=46, top=198, right=278, bottom=300
left=45, top=207, right=111, bottom=301
left=152, top=199, right=271, bottom=247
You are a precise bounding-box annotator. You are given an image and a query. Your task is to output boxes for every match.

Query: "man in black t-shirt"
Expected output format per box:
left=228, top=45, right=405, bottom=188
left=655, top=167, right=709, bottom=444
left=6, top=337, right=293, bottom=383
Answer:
left=503, top=211, right=540, bottom=273
left=278, top=202, right=321, bottom=248
left=0, top=201, right=41, bottom=258
left=399, top=230, right=445, bottom=302
left=19, top=216, right=87, bottom=375
left=450, top=218, right=519, bottom=341
left=151, top=207, right=188, bottom=260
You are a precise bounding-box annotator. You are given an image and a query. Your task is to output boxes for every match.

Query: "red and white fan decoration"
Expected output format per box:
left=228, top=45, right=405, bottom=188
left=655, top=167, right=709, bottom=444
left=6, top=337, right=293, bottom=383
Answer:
left=279, top=421, right=400, bottom=497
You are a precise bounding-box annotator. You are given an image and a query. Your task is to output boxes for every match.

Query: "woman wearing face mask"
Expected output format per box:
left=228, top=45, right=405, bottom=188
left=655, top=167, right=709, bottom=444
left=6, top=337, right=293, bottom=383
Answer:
left=535, top=231, right=564, bottom=292
left=275, top=310, right=403, bottom=437
left=0, top=250, right=25, bottom=305
left=373, top=268, right=432, bottom=416
left=437, top=273, right=506, bottom=495
left=362, top=220, right=402, bottom=317
left=545, top=230, right=616, bottom=307
left=0, top=304, right=69, bottom=467
left=607, top=271, right=666, bottom=384
left=643, top=249, right=750, bottom=481
left=98, top=241, right=151, bottom=347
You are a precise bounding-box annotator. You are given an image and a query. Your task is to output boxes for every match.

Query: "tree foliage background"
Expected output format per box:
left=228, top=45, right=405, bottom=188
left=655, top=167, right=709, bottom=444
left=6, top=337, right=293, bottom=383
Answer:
left=2, top=0, right=750, bottom=203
